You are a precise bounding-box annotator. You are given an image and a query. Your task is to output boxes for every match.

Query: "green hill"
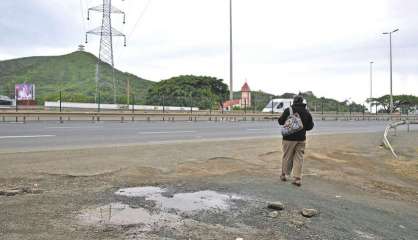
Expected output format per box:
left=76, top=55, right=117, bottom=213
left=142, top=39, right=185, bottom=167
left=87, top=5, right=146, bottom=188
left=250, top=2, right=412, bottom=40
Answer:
left=0, top=51, right=155, bottom=104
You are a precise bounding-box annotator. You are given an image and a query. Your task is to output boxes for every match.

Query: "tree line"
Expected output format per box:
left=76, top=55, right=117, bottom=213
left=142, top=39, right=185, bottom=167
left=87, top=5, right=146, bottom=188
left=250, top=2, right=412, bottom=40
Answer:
left=145, top=75, right=416, bottom=113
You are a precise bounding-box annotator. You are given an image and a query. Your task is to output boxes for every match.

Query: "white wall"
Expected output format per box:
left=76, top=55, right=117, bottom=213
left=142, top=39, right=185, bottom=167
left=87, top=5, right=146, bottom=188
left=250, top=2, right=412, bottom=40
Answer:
left=44, top=101, right=199, bottom=111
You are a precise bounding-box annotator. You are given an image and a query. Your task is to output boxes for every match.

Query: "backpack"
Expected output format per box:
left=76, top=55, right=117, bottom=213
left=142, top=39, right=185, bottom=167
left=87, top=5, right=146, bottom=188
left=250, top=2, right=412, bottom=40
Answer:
left=281, top=107, right=304, bottom=136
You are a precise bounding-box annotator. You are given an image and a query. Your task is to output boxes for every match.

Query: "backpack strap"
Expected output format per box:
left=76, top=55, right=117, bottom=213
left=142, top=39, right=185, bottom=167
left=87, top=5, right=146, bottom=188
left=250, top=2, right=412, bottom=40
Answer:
left=289, top=106, right=293, bottom=115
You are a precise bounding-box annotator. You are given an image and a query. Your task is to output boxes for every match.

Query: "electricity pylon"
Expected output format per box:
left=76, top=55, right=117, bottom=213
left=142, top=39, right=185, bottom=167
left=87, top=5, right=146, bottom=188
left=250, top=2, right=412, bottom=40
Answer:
left=85, top=0, right=127, bottom=104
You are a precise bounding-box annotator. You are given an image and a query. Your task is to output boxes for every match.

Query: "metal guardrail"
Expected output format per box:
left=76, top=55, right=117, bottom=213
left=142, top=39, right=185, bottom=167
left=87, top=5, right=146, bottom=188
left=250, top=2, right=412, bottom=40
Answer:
left=382, top=120, right=418, bottom=159
left=0, top=111, right=275, bottom=123
left=0, top=110, right=417, bottom=123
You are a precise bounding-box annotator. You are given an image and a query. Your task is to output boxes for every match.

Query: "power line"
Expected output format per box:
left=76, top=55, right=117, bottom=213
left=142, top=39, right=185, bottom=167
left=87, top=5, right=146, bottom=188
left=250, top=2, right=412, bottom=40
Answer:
left=127, top=0, right=152, bottom=40
left=79, top=0, right=87, bottom=37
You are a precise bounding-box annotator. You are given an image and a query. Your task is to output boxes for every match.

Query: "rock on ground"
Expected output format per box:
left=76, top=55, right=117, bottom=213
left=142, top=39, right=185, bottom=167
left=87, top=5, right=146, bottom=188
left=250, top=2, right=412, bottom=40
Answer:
left=267, top=201, right=284, bottom=211
left=269, top=211, right=280, bottom=218
left=301, top=208, right=320, bottom=218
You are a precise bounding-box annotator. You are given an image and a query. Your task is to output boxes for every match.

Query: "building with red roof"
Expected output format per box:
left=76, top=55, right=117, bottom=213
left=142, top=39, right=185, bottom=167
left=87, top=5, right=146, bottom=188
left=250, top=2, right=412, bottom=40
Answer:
left=222, top=82, right=252, bottom=110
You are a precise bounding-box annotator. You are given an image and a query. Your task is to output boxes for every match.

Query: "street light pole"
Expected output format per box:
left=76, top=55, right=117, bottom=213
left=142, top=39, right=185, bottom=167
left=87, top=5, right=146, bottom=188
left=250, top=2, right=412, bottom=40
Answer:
left=389, top=33, right=393, bottom=113
left=383, top=29, right=399, bottom=114
left=229, top=0, right=233, bottom=101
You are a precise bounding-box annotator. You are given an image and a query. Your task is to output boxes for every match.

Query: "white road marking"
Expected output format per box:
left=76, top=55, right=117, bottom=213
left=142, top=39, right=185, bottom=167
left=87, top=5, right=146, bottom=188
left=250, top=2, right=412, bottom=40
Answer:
left=139, top=131, right=197, bottom=135
left=45, top=126, right=104, bottom=129
left=0, top=135, right=56, bottom=139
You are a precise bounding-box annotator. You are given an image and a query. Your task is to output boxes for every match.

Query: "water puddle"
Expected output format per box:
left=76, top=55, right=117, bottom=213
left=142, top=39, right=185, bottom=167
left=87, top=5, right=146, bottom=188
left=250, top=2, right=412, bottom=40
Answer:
left=115, top=187, right=241, bottom=212
left=79, top=202, right=181, bottom=228
left=79, top=187, right=242, bottom=227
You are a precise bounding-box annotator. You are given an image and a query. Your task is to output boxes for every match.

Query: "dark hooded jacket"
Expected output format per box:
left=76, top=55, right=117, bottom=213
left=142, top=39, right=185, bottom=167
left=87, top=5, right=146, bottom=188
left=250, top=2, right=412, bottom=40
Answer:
left=278, top=103, right=314, bottom=141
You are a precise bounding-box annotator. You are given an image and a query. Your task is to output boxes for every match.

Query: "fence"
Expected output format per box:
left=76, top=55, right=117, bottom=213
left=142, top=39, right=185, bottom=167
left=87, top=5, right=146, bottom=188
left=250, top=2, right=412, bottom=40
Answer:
left=2, top=87, right=403, bottom=113
left=382, top=120, right=418, bottom=159
left=1, top=88, right=418, bottom=120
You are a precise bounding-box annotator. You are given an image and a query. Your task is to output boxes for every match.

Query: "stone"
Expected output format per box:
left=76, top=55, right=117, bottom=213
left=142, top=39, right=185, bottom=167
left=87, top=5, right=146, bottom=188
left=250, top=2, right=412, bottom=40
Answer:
left=267, top=201, right=284, bottom=211
left=1, top=189, right=23, bottom=196
left=269, top=211, right=280, bottom=218
left=301, top=208, right=319, bottom=218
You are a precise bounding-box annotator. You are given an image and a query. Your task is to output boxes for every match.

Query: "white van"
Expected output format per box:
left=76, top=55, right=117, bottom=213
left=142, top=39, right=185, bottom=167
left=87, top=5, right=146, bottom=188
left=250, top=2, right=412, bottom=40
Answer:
left=262, top=99, right=293, bottom=113
left=262, top=98, right=308, bottom=113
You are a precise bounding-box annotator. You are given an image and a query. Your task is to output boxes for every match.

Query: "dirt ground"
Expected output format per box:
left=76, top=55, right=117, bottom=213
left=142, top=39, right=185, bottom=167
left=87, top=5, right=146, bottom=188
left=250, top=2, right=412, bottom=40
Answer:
left=0, top=131, right=417, bottom=240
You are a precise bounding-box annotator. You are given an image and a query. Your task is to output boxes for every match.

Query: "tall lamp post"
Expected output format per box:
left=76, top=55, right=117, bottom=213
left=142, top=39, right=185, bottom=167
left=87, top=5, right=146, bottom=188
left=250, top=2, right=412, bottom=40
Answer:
left=369, top=61, right=374, bottom=113
left=382, top=28, right=399, bottom=114
left=229, top=0, right=233, bottom=101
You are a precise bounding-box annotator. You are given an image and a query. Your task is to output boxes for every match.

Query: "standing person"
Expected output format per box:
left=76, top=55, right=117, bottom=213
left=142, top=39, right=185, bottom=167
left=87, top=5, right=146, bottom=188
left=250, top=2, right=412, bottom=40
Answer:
left=278, top=95, right=314, bottom=187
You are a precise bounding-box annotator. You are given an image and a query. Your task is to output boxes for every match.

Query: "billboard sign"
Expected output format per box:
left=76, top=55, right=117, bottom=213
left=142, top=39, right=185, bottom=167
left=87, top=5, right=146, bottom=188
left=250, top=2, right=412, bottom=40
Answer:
left=15, top=84, right=35, bottom=100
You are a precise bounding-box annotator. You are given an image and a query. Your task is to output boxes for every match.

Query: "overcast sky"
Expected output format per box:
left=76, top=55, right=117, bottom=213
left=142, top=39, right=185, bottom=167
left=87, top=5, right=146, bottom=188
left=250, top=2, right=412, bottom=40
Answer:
left=1, top=0, right=417, bottom=103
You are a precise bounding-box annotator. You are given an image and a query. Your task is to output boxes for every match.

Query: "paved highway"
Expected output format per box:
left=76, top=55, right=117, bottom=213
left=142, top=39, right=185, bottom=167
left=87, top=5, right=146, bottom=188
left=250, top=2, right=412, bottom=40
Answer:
left=0, top=120, right=414, bottom=153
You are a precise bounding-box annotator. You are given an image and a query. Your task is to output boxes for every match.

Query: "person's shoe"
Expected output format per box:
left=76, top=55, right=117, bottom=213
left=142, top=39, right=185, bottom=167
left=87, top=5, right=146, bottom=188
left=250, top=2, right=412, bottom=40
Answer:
left=280, top=174, right=287, bottom=182
left=292, top=178, right=302, bottom=187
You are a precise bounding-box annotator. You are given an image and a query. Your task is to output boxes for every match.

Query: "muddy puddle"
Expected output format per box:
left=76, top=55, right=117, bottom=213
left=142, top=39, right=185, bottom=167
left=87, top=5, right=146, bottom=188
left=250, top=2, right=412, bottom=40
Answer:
left=79, top=187, right=244, bottom=230
left=115, top=187, right=241, bottom=212
left=79, top=202, right=181, bottom=226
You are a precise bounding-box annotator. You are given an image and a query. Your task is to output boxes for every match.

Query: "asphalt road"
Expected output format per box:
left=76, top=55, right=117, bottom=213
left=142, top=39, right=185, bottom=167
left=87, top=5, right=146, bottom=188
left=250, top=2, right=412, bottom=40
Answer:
left=0, top=120, right=415, bottom=153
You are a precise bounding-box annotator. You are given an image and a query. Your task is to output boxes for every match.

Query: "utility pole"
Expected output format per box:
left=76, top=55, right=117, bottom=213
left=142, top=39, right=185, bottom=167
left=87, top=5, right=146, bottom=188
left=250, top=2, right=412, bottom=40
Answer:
left=383, top=29, right=399, bottom=114
left=369, top=61, right=374, bottom=113
left=86, top=0, right=127, bottom=104
left=229, top=0, right=234, bottom=101
left=127, top=78, right=130, bottom=106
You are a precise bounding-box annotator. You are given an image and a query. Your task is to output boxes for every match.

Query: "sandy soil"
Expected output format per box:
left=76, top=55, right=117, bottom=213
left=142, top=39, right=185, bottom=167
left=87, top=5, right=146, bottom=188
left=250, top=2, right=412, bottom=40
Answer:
left=0, top=131, right=417, bottom=239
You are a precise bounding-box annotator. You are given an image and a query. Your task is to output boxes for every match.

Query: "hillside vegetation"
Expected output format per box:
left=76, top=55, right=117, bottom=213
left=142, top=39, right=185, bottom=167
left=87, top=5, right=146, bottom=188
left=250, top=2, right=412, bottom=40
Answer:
left=145, top=75, right=229, bottom=109
left=0, top=51, right=154, bottom=104
left=233, top=91, right=366, bottom=112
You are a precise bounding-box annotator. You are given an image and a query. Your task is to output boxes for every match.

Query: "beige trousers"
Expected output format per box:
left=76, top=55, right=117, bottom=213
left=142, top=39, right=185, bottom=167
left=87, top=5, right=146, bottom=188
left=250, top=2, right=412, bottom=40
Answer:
left=282, top=140, right=306, bottom=178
